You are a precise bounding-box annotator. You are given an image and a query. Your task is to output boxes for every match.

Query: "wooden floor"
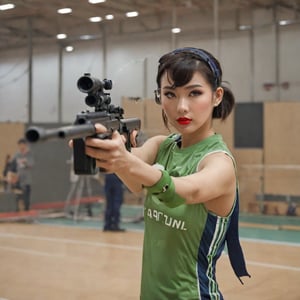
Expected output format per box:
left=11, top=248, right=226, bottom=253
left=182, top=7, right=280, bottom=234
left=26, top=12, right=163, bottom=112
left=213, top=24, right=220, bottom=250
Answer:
left=0, top=223, right=299, bottom=300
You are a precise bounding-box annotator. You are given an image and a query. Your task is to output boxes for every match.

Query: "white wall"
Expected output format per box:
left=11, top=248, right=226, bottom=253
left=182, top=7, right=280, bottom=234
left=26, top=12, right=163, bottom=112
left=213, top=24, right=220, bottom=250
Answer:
left=32, top=46, right=60, bottom=122
left=0, top=8, right=299, bottom=123
left=0, top=51, right=29, bottom=122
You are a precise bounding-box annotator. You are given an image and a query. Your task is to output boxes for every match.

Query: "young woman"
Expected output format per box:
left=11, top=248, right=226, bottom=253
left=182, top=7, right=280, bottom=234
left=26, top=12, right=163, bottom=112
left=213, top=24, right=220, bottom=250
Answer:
left=84, top=47, right=250, bottom=299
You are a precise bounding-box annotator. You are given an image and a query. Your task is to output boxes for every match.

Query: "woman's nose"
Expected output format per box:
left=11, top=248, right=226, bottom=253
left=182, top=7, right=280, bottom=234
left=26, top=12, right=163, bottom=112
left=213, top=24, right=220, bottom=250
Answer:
left=177, top=97, right=188, bottom=113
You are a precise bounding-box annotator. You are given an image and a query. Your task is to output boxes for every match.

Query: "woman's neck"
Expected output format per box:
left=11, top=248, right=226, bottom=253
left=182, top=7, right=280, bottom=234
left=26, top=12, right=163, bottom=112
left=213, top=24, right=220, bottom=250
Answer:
left=180, top=128, right=215, bottom=148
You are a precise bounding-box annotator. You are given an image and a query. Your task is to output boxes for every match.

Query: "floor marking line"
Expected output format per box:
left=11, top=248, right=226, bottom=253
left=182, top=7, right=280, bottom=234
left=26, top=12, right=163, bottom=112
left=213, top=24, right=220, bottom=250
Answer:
left=241, top=237, right=300, bottom=247
left=1, top=232, right=299, bottom=272
left=246, top=260, right=300, bottom=272
left=0, top=245, right=64, bottom=258
left=221, top=253, right=300, bottom=272
left=0, top=232, right=142, bottom=251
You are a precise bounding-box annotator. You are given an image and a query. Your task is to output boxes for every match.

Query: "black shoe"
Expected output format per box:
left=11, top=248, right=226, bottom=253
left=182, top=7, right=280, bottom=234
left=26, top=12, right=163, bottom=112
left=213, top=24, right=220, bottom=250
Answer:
left=103, top=225, right=112, bottom=232
left=103, top=226, right=126, bottom=232
left=110, top=224, right=126, bottom=232
left=111, top=227, right=126, bottom=232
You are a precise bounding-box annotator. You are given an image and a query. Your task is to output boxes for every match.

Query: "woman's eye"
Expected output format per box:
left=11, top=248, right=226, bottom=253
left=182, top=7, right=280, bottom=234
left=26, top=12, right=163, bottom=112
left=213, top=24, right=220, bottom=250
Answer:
left=190, top=90, right=202, bottom=97
left=164, top=91, right=175, bottom=99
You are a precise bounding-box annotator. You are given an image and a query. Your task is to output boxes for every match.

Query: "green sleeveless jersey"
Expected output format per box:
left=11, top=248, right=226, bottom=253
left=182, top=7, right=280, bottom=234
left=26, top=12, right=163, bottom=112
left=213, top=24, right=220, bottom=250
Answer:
left=140, top=133, right=246, bottom=300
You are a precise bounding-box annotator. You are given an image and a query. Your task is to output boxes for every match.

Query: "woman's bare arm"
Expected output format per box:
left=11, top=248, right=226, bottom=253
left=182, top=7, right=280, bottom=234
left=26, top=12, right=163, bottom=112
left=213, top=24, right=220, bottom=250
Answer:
left=172, top=152, right=236, bottom=216
left=84, top=124, right=167, bottom=193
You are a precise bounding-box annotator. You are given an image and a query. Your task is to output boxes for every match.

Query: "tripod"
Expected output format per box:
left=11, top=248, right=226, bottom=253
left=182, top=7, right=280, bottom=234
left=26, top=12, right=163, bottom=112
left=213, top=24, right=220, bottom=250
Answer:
left=64, top=175, right=93, bottom=221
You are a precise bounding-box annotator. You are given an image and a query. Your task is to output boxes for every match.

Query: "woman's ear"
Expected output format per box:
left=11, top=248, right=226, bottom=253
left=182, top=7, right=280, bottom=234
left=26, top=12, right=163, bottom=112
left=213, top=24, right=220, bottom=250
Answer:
left=214, top=87, right=224, bottom=106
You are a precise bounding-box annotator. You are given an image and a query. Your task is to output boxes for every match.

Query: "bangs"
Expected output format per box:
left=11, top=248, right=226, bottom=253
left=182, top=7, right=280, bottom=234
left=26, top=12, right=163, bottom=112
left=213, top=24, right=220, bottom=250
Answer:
left=156, top=52, right=212, bottom=88
left=164, top=57, right=199, bottom=88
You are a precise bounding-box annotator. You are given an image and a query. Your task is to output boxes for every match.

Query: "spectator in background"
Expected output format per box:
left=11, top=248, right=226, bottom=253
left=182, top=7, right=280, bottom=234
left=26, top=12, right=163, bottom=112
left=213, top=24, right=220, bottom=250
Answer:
left=103, top=173, right=125, bottom=232
left=2, top=154, right=13, bottom=192
left=10, top=138, right=34, bottom=211
left=286, top=202, right=297, bottom=216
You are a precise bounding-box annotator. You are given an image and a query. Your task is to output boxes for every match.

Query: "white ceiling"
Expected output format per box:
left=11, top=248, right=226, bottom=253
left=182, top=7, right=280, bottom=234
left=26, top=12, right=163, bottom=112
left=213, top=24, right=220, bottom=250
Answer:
left=0, top=0, right=299, bottom=51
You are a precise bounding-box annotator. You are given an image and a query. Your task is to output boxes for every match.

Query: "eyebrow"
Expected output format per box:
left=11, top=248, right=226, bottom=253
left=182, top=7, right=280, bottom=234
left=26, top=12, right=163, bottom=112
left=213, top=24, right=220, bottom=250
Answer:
left=162, top=84, right=203, bottom=90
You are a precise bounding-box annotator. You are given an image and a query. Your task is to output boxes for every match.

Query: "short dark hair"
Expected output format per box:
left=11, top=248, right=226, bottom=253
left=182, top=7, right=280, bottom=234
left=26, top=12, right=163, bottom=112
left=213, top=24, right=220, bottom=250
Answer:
left=18, top=138, right=27, bottom=144
left=156, top=47, right=235, bottom=125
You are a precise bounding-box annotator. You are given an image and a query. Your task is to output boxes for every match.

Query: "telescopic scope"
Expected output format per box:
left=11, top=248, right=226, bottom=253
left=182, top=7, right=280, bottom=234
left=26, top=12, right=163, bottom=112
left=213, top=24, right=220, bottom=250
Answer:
left=77, top=73, right=112, bottom=93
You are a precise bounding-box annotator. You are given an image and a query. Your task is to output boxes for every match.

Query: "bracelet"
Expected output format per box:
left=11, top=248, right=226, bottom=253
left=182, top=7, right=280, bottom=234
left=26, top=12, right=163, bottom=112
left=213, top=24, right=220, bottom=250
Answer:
left=145, top=170, right=185, bottom=207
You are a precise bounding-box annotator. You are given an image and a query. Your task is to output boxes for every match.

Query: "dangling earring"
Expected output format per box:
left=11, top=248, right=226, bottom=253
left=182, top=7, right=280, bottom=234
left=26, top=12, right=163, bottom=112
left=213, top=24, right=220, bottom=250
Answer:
left=154, top=89, right=161, bottom=104
left=162, top=110, right=169, bottom=129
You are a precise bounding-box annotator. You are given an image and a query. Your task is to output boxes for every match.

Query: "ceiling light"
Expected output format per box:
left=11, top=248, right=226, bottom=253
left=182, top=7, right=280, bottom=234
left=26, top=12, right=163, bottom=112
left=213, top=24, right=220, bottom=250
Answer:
left=89, top=16, right=102, bottom=22
left=279, top=19, right=293, bottom=26
left=65, top=46, right=74, bottom=52
left=80, top=35, right=93, bottom=40
left=239, top=25, right=252, bottom=31
left=0, top=3, right=15, bottom=10
left=56, top=33, right=67, bottom=39
left=105, top=14, right=114, bottom=20
left=126, top=11, right=139, bottom=18
left=89, top=0, right=106, bottom=3
left=57, top=8, right=72, bottom=14
left=171, top=27, right=181, bottom=34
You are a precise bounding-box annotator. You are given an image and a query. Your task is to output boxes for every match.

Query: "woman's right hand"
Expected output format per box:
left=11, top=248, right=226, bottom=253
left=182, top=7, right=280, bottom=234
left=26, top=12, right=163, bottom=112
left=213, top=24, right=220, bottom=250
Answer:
left=84, top=123, right=131, bottom=174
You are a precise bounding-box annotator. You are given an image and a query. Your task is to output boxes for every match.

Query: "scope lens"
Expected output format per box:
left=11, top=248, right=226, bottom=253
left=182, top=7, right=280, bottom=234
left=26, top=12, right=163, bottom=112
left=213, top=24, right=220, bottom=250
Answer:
left=85, top=95, right=97, bottom=107
left=78, top=77, right=93, bottom=91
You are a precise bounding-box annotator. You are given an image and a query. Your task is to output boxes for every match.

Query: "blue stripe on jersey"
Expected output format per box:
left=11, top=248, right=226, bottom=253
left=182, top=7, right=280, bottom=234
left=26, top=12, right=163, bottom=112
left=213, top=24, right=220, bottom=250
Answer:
left=197, top=213, right=230, bottom=299
left=225, top=193, right=251, bottom=283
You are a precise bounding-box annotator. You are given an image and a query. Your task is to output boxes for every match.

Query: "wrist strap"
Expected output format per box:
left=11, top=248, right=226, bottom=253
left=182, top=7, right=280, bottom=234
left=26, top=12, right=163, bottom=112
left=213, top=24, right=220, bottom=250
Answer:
left=145, top=170, right=185, bottom=207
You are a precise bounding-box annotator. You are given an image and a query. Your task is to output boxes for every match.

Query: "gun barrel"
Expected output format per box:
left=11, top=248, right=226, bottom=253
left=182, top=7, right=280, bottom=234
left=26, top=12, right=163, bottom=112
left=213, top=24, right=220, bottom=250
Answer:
left=26, top=124, right=96, bottom=143
left=58, top=124, right=95, bottom=139
left=26, top=127, right=61, bottom=142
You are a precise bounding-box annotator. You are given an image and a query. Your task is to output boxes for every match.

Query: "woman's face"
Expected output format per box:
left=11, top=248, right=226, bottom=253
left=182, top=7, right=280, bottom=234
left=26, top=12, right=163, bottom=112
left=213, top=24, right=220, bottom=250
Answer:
left=160, top=70, right=223, bottom=143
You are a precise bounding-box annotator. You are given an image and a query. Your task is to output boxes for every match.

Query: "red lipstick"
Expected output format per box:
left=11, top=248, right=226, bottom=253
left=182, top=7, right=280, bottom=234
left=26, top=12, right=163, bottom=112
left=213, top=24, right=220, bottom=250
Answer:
left=177, top=117, right=192, bottom=125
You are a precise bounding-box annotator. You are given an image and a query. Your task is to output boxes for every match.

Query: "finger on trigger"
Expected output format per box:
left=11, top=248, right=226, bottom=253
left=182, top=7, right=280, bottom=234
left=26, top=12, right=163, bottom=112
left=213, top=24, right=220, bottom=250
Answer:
left=130, top=130, right=138, bottom=147
left=94, top=123, right=108, bottom=133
